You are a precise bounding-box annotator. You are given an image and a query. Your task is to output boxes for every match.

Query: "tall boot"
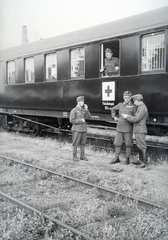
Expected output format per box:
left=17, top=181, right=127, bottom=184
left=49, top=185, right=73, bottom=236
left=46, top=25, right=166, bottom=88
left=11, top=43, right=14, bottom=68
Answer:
left=73, top=146, right=79, bottom=161
left=124, top=146, right=132, bottom=165
left=109, top=146, right=120, bottom=164
left=132, top=149, right=142, bottom=165
left=142, top=149, right=147, bottom=165
left=136, top=149, right=147, bottom=168
left=80, top=145, right=88, bottom=161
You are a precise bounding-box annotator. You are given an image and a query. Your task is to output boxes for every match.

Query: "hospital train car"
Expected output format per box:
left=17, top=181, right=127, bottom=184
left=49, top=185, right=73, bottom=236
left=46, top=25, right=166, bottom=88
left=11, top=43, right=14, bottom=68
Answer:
left=0, top=6, right=168, bottom=135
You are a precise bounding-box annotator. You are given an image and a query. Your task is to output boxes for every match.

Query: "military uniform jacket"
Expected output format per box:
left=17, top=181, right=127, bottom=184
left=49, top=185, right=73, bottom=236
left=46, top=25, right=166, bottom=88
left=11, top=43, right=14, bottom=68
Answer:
left=111, top=102, right=136, bottom=132
left=70, top=105, right=91, bottom=132
left=126, top=103, right=149, bottom=134
left=104, top=58, right=119, bottom=75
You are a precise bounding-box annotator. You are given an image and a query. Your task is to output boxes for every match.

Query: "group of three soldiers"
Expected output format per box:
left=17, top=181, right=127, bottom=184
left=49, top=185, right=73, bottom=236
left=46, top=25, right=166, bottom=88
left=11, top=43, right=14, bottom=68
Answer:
left=69, top=91, right=149, bottom=168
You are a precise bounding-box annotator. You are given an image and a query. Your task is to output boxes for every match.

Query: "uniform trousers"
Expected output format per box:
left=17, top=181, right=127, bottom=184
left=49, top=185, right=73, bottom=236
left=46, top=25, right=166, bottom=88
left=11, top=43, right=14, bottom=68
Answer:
left=114, top=132, right=133, bottom=147
left=134, top=133, right=146, bottom=150
left=72, top=131, right=87, bottom=146
left=72, top=131, right=87, bottom=155
left=114, top=131, right=133, bottom=158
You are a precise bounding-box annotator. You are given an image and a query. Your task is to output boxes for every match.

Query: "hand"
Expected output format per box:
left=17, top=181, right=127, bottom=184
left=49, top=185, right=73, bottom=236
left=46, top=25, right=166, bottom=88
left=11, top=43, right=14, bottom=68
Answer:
left=100, top=68, right=104, bottom=73
left=122, top=114, right=128, bottom=119
left=81, top=118, right=85, bottom=123
left=84, top=104, right=88, bottom=111
left=114, top=117, right=119, bottom=122
left=114, top=66, right=119, bottom=71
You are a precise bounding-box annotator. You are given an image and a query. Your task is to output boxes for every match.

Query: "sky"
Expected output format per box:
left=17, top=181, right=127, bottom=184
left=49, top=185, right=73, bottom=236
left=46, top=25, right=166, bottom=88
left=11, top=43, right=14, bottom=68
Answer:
left=0, top=0, right=168, bottom=50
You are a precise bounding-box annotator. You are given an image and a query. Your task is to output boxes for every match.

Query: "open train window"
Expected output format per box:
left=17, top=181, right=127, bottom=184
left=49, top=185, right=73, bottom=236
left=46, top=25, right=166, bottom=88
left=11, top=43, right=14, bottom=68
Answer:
left=70, top=47, right=84, bottom=79
left=45, top=53, right=57, bottom=81
left=100, top=41, right=120, bottom=77
left=141, top=32, right=165, bottom=72
left=7, top=61, right=16, bottom=84
left=25, top=57, right=35, bottom=83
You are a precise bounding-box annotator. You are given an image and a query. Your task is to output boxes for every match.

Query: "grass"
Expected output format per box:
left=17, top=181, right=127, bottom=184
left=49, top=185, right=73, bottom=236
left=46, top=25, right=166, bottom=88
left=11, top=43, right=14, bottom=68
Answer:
left=0, top=131, right=168, bottom=239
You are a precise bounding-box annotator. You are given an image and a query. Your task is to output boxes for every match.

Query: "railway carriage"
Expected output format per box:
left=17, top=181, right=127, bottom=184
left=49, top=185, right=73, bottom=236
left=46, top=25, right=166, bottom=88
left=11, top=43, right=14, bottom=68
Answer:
left=0, top=6, right=168, bottom=135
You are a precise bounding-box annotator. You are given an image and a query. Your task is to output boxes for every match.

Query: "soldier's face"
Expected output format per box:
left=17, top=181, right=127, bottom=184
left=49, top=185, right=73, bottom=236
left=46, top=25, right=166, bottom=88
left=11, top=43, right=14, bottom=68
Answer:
left=123, top=96, right=131, bottom=103
left=134, top=100, right=141, bottom=106
left=78, top=101, right=84, bottom=107
left=106, top=53, right=113, bottom=60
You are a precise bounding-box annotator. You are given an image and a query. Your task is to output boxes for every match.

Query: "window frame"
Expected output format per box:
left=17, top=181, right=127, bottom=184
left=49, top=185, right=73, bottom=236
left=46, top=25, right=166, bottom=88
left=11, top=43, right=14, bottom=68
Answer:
left=100, top=40, right=120, bottom=78
left=7, top=60, right=16, bottom=84
left=70, top=47, right=85, bottom=79
left=140, top=31, right=166, bottom=74
left=45, top=52, right=57, bottom=81
left=24, top=57, right=35, bottom=83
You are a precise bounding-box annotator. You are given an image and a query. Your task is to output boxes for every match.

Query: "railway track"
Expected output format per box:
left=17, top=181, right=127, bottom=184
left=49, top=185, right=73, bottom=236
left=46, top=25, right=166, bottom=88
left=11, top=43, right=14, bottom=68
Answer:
left=0, top=139, right=167, bottom=239
left=0, top=155, right=164, bottom=210
left=0, top=191, right=94, bottom=240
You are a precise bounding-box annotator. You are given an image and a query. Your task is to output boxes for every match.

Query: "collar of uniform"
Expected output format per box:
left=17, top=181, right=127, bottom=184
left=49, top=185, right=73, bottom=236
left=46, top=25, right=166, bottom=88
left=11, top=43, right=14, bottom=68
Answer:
left=76, top=105, right=83, bottom=110
left=123, top=101, right=131, bottom=106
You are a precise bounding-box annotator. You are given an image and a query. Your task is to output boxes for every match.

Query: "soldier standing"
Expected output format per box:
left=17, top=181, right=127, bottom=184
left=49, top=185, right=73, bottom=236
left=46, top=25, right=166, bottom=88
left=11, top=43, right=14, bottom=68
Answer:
left=70, top=96, right=91, bottom=161
left=110, top=91, right=136, bottom=164
left=122, top=94, right=149, bottom=168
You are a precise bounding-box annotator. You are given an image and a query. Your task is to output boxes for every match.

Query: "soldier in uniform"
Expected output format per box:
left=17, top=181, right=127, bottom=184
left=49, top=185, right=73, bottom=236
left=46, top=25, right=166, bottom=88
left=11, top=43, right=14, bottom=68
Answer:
left=122, top=94, right=149, bottom=168
left=110, top=91, right=136, bottom=164
left=70, top=96, right=91, bottom=161
left=100, top=48, right=119, bottom=76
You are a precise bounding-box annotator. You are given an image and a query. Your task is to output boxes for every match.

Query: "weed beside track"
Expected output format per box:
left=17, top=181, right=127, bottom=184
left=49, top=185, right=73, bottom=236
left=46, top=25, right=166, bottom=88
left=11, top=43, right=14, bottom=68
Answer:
left=0, top=131, right=168, bottom=239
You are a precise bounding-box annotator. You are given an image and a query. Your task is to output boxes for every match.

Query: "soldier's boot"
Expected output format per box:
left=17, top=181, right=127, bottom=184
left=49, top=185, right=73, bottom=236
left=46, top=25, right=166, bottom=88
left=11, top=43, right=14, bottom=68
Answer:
left=80, top=154, right=88, bottom=161
left=124, top=157, right=130, bottom=165
left=73, top=154, right=79, bottom=161
left=124, top=147, right=131, bottom=165
left=132, top=149, right=142, bottom=165
left=136, top=149, right=147, bottom=168
left=73, top=146, right=79, bottom=161
left=109, top=146, right=120, bottom=164
left=80, top=145, right=88, bottom=161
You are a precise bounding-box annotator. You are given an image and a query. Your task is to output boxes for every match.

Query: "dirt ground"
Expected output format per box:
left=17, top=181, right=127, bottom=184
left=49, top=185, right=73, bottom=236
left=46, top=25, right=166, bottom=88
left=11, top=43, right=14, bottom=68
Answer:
left=0, top=130, right=168, bottom=239
left=0, top=130, right=168, bottom=206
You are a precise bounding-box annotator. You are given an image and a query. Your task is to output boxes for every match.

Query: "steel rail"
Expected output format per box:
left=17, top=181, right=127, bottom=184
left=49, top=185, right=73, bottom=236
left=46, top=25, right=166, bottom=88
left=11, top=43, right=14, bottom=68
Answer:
left=0, top=155, right=164, bottom=210
left=0, top=191, right=94, bottom=240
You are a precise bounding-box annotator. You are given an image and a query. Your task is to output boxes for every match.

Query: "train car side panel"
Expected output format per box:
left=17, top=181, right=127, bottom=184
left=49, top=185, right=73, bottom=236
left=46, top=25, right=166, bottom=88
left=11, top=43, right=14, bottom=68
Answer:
left=57, top=50, right=69, bottom=80
left=34, top=55, right=44, bottom=83
left=16, top=59, right=24, bottom=84
left=120, top=36, right=139, bottom=76
left=0, top=82, right=63, bottom=110
left=62, top=79, right=102, bottom=112
left=117, top=74, right=168, bottom=119
left=85, top=43, right=99, bottom=79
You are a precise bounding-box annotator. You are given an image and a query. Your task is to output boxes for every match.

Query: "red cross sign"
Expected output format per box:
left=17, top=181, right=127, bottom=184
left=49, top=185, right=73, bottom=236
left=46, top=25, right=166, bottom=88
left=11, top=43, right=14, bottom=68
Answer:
left=102, top=82, right=115, bottom=101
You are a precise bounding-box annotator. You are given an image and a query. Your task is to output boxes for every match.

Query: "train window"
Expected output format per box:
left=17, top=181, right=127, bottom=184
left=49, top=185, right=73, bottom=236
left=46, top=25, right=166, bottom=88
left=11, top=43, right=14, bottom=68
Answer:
left=100, top=41, right=120, bottom=77
left=141, top=32, right=165, bottom=72
left=70, top=48, right=84, bottom=78
left=45, top=53, right=57, bottom=81
left=25, top=57, right=35, bottom=83
left=7, top=61, right=16, bottom=84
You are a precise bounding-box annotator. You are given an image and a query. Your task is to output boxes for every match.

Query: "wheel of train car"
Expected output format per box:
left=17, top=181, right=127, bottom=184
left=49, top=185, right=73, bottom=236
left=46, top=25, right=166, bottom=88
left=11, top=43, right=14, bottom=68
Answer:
left=29, top=123, right=42, bottom=136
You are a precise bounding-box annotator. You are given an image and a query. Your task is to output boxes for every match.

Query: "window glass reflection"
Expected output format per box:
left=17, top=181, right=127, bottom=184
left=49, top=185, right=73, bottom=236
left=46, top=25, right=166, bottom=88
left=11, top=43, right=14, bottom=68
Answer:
left=141, top=32, right=165, bottom=72
left=46, top=53, right=57, bottom=81
left=70, top=48, right=84, bottom=78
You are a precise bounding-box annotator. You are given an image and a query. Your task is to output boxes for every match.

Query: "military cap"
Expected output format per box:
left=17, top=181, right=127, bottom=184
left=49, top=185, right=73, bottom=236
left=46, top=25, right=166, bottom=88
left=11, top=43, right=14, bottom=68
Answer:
left=123, top=91, right=132, bottom=97
left=105, top=48, right=112, bottom=53
left=76, top=96, right=85, bottom=102
left=131, top=94, right=143, bottom=101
